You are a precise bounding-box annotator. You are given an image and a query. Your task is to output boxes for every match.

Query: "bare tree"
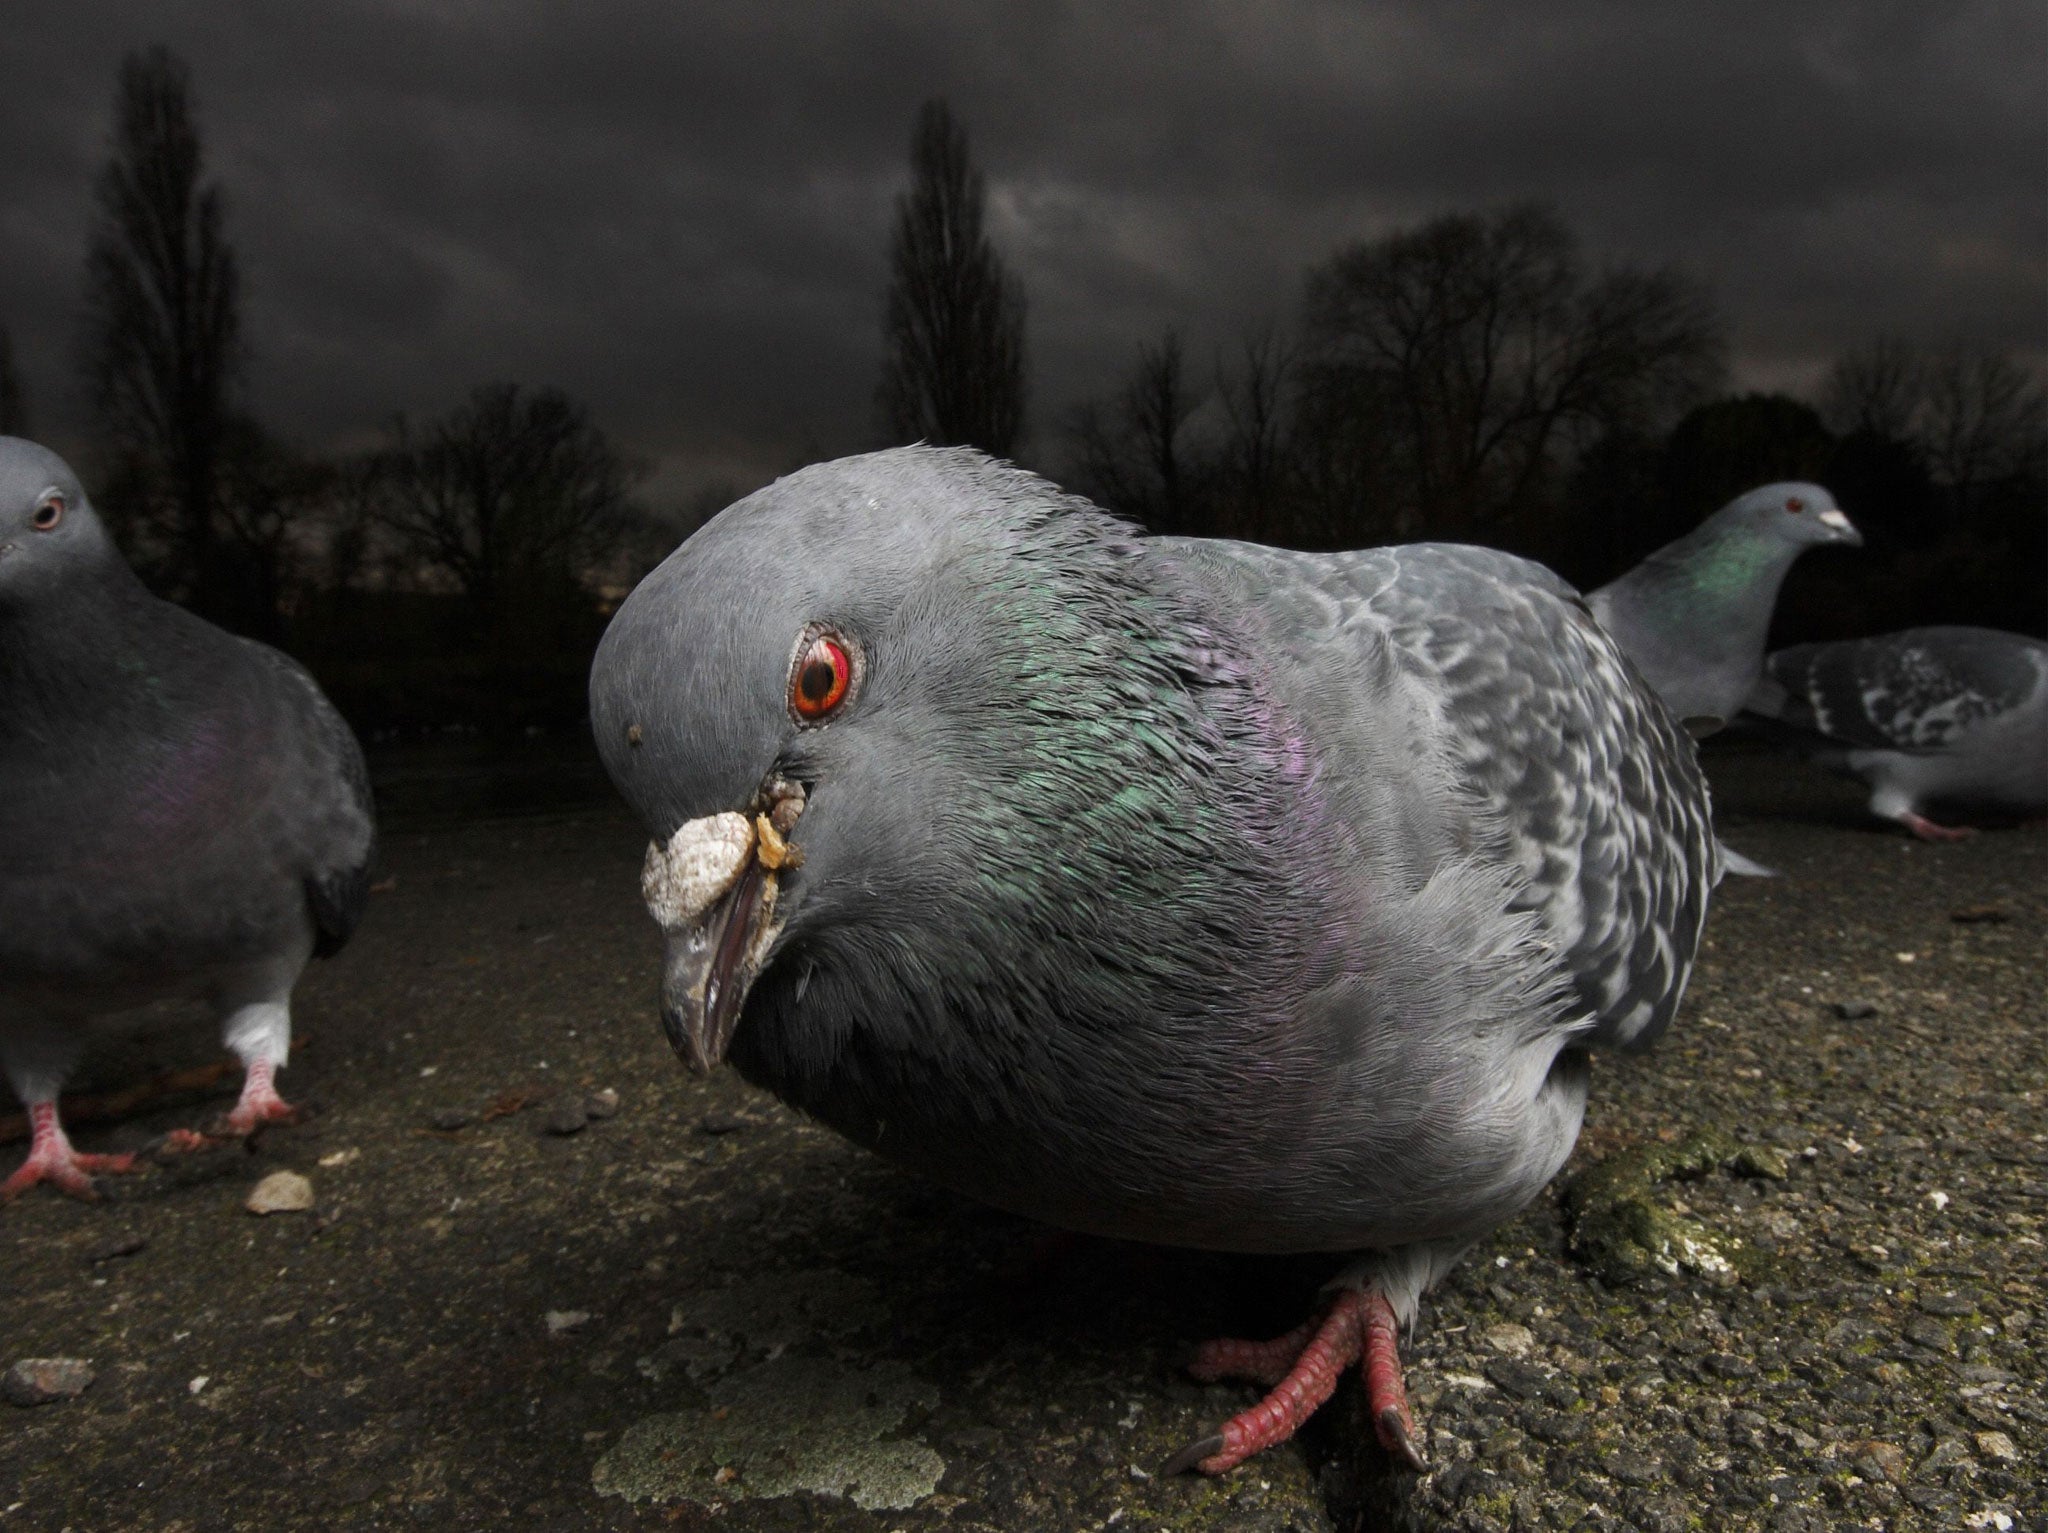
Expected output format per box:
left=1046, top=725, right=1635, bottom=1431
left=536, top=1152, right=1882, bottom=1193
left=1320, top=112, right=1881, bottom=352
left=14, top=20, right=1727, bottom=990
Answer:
left=1919, top=348, right=2047, bottom=494
left=1066, top=331, right=1207, bottom=533
left=1208, top=325, right=1303, bottom=540
left=80, top=46, right=244, bottom=614
left=1297, top=203, right=1723, bottom=539
left=1819, top=335, right=1926, bottom=440
left=876, top=99, right=1027, bottom=457
left=1819, top=338, right=2046, bottom=494
left=376, top=383, right=637, bottom=633
left=0, top=325, right=26, bottom=435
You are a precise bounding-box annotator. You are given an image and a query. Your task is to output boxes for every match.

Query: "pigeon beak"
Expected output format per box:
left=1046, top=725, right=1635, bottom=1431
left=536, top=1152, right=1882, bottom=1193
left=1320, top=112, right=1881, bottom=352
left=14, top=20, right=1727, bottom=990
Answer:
left=663, top=855, right=782, bottom=1072
left=1819, top=508, right=1862, bottom=545
left=641, top=791, right=806, bottom=1075
left=659, top=856, right=774, bottom=1074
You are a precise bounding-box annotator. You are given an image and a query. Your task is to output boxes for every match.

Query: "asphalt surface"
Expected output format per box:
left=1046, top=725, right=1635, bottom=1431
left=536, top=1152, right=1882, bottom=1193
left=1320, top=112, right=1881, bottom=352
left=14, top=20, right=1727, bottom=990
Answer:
left=2, top=744, right=2042, bottom=1532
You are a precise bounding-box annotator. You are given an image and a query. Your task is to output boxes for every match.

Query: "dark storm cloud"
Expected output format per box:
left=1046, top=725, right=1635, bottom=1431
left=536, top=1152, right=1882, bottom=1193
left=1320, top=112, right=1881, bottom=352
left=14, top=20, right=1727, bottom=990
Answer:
left=3, top=1, right=2041, bottom=502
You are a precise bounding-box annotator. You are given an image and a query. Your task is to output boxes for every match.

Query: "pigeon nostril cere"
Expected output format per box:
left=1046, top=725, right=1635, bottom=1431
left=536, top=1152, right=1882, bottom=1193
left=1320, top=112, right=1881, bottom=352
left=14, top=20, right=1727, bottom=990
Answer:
left=641, top=812, right=755, bottom=932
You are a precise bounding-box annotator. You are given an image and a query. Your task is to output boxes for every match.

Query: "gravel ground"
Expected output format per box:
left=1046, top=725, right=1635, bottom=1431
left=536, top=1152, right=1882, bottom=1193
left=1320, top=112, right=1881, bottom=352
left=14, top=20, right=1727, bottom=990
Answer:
left=1, top=744, right=2041, bottom=1532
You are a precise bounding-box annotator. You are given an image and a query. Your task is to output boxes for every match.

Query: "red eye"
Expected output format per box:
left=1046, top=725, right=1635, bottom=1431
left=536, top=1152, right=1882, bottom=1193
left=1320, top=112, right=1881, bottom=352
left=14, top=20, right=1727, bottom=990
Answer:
left=31, top=496, right=64, bottom=531
left=1785, top=497, right=1805, bottom=513
left=790, top=633, right=852, bottom=720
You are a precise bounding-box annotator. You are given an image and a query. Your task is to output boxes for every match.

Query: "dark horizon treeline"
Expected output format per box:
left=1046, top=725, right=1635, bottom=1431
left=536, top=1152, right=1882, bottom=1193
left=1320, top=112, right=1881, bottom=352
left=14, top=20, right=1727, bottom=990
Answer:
left=1057, top=202, right=2047, bottom=649
left=5, top=60, right=2043, bottom=738
left=18, top=48, right=668, bottom=736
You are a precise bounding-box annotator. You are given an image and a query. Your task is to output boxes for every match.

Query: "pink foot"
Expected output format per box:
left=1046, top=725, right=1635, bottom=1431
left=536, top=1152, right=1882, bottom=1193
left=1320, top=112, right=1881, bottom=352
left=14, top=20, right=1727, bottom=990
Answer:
left=1165, top=1288, right=1427, bottom=1476
left=2, top=1103, right=140, bottom=1202
left=1901, top=812, right=1976, bottom=843
left=219, top=1060, right=301, bottom=1137
left=1362, top=1288, right=1425, bottom=1470
left=158, top=1127, right=214, bottom=1155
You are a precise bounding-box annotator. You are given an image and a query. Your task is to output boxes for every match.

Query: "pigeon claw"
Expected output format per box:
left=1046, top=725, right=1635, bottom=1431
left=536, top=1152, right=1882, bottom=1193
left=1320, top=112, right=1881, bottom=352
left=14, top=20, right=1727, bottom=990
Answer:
left=223, top=1066, right=301, bottom=1136
left=1901, top=812, right=1976, bottom=843
left=1176, top=1286, right=1427, bottom=1475
left=1377, top=1404, right=1428, bottom=1472
left=1158, top=1432, right=1226, bottom=1478
left=2, top=1103, right=140, bottom=1202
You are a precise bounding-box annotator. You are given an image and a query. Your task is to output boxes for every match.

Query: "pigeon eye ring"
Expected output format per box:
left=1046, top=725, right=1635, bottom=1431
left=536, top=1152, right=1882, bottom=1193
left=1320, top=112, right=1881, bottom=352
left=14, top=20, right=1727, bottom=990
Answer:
left=31, top=495, right=64, bottom=531
left=788, top=627, right=856, bottom=722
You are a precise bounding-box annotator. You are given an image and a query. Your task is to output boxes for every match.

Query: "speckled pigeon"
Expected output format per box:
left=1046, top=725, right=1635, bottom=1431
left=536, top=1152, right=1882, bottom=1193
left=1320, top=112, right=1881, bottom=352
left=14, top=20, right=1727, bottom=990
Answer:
left=590, top=446, right=1716, bottom=1474
left=1745, top=626, right=2048, bottom=840
left=0, top=438, right=375, bottom=1200
left=1588, top=482, right=1861, bottom=730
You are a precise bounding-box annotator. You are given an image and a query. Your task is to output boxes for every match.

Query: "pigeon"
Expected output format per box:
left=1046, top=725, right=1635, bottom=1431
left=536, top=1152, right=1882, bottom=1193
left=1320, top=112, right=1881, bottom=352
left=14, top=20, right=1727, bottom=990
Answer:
left=1587, top=482, right=1862, bottom=730
left=590, top=446, right=1716, bottom=1474
left=1745, top=626, right=2048, bottom=841
left=0, top=437, right=376, bottom=1199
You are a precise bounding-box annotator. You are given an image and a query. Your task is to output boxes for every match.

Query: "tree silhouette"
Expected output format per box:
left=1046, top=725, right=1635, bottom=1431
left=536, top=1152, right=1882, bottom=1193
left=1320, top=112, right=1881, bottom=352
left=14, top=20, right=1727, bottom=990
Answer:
left=1656, top=393, right=1835, bottom=528
left=375, top=383, right=637, bottom=640
left=1298, top=203, right=1722, bottom=541
left=80, top=46, right=245, bottom=619
left=1822, top=340, right=2046, bottom=497
left=1066, top=331, right=1204, bottom=533
left=876, top=100, right=1027, bottom=458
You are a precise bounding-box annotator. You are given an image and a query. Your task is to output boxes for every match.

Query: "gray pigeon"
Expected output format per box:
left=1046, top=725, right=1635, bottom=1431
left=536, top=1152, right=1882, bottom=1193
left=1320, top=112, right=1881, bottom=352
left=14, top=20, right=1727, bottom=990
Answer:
left=590, top=447, right=1716, bottom=1474
left=1588, top=482, right=1862, bottom=729
left=1745, top=626, right=2048, bottom=840
left=0, top=438, right=375, bottom=1199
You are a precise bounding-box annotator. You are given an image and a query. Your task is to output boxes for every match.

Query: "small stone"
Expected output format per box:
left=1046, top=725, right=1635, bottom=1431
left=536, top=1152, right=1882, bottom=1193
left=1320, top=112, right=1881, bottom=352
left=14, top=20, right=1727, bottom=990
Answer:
left=245, top=1170, right=315, bottom=1215
left=540, top=1097, right=589, bottom=1136
left=1851, top=1440, right=1907, bottom=1484
left=3, top=1358, right=96, bottom=1406
left=1526, top=1410, right=1588, bottom=1444
left=546, top=1309, right=593, bottom=1336
left=85, top=1232, right=147, bottom=1265
left=1705, top=1352, right=1757, bottom=1379
left=1730, top=1144, right=1791, bottom=1181
left=1973, top=1430, right=2017, bottom=1463
left=429, top=1108, right=473, bottom=1131
left=1916, top=1290, right=1976, bottom=1317
left=584, top=1088, right=621, bottom=1120
left=1903, top=1315, right=1953, bottom=1351
left=1919, top=1438, right=1974, bottom=1473
left=1483, top=1323, right=1536, bottom=1357
left=1831, top=1000, right=1879, bottom=1020
left=696, top=1112, right=752, bottom=1136
left=1602, top=1448, right=1662, bottom=1486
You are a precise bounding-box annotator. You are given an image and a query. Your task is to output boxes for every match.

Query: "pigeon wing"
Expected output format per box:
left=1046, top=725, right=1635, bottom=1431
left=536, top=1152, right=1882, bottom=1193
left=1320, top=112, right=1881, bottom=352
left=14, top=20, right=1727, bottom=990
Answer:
left=245, top=643, right=377, bottom=959
left=1762, top=627, right=2047, bottom=754
left=1179, top=539, right=1714, bottom=1052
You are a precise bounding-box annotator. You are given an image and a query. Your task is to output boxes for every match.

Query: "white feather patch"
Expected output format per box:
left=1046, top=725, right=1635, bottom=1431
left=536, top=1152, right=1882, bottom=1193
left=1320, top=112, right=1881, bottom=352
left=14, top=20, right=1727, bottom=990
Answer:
left=641, top=812, right=754, bottom=933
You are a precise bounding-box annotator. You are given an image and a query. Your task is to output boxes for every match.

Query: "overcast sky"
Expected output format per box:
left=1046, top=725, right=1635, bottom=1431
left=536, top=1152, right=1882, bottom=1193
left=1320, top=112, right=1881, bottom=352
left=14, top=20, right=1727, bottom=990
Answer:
left=4, top=2, right=2042, bottom=509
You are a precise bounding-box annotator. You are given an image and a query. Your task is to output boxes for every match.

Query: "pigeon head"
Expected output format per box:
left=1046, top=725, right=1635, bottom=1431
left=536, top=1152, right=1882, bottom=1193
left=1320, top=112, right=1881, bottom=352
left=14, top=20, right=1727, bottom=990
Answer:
left=0, top=437, right=122, bottom=605
left=1706, top=481, right=1861, bottom=551
left=591, top=446, right=1332, bottom=1138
